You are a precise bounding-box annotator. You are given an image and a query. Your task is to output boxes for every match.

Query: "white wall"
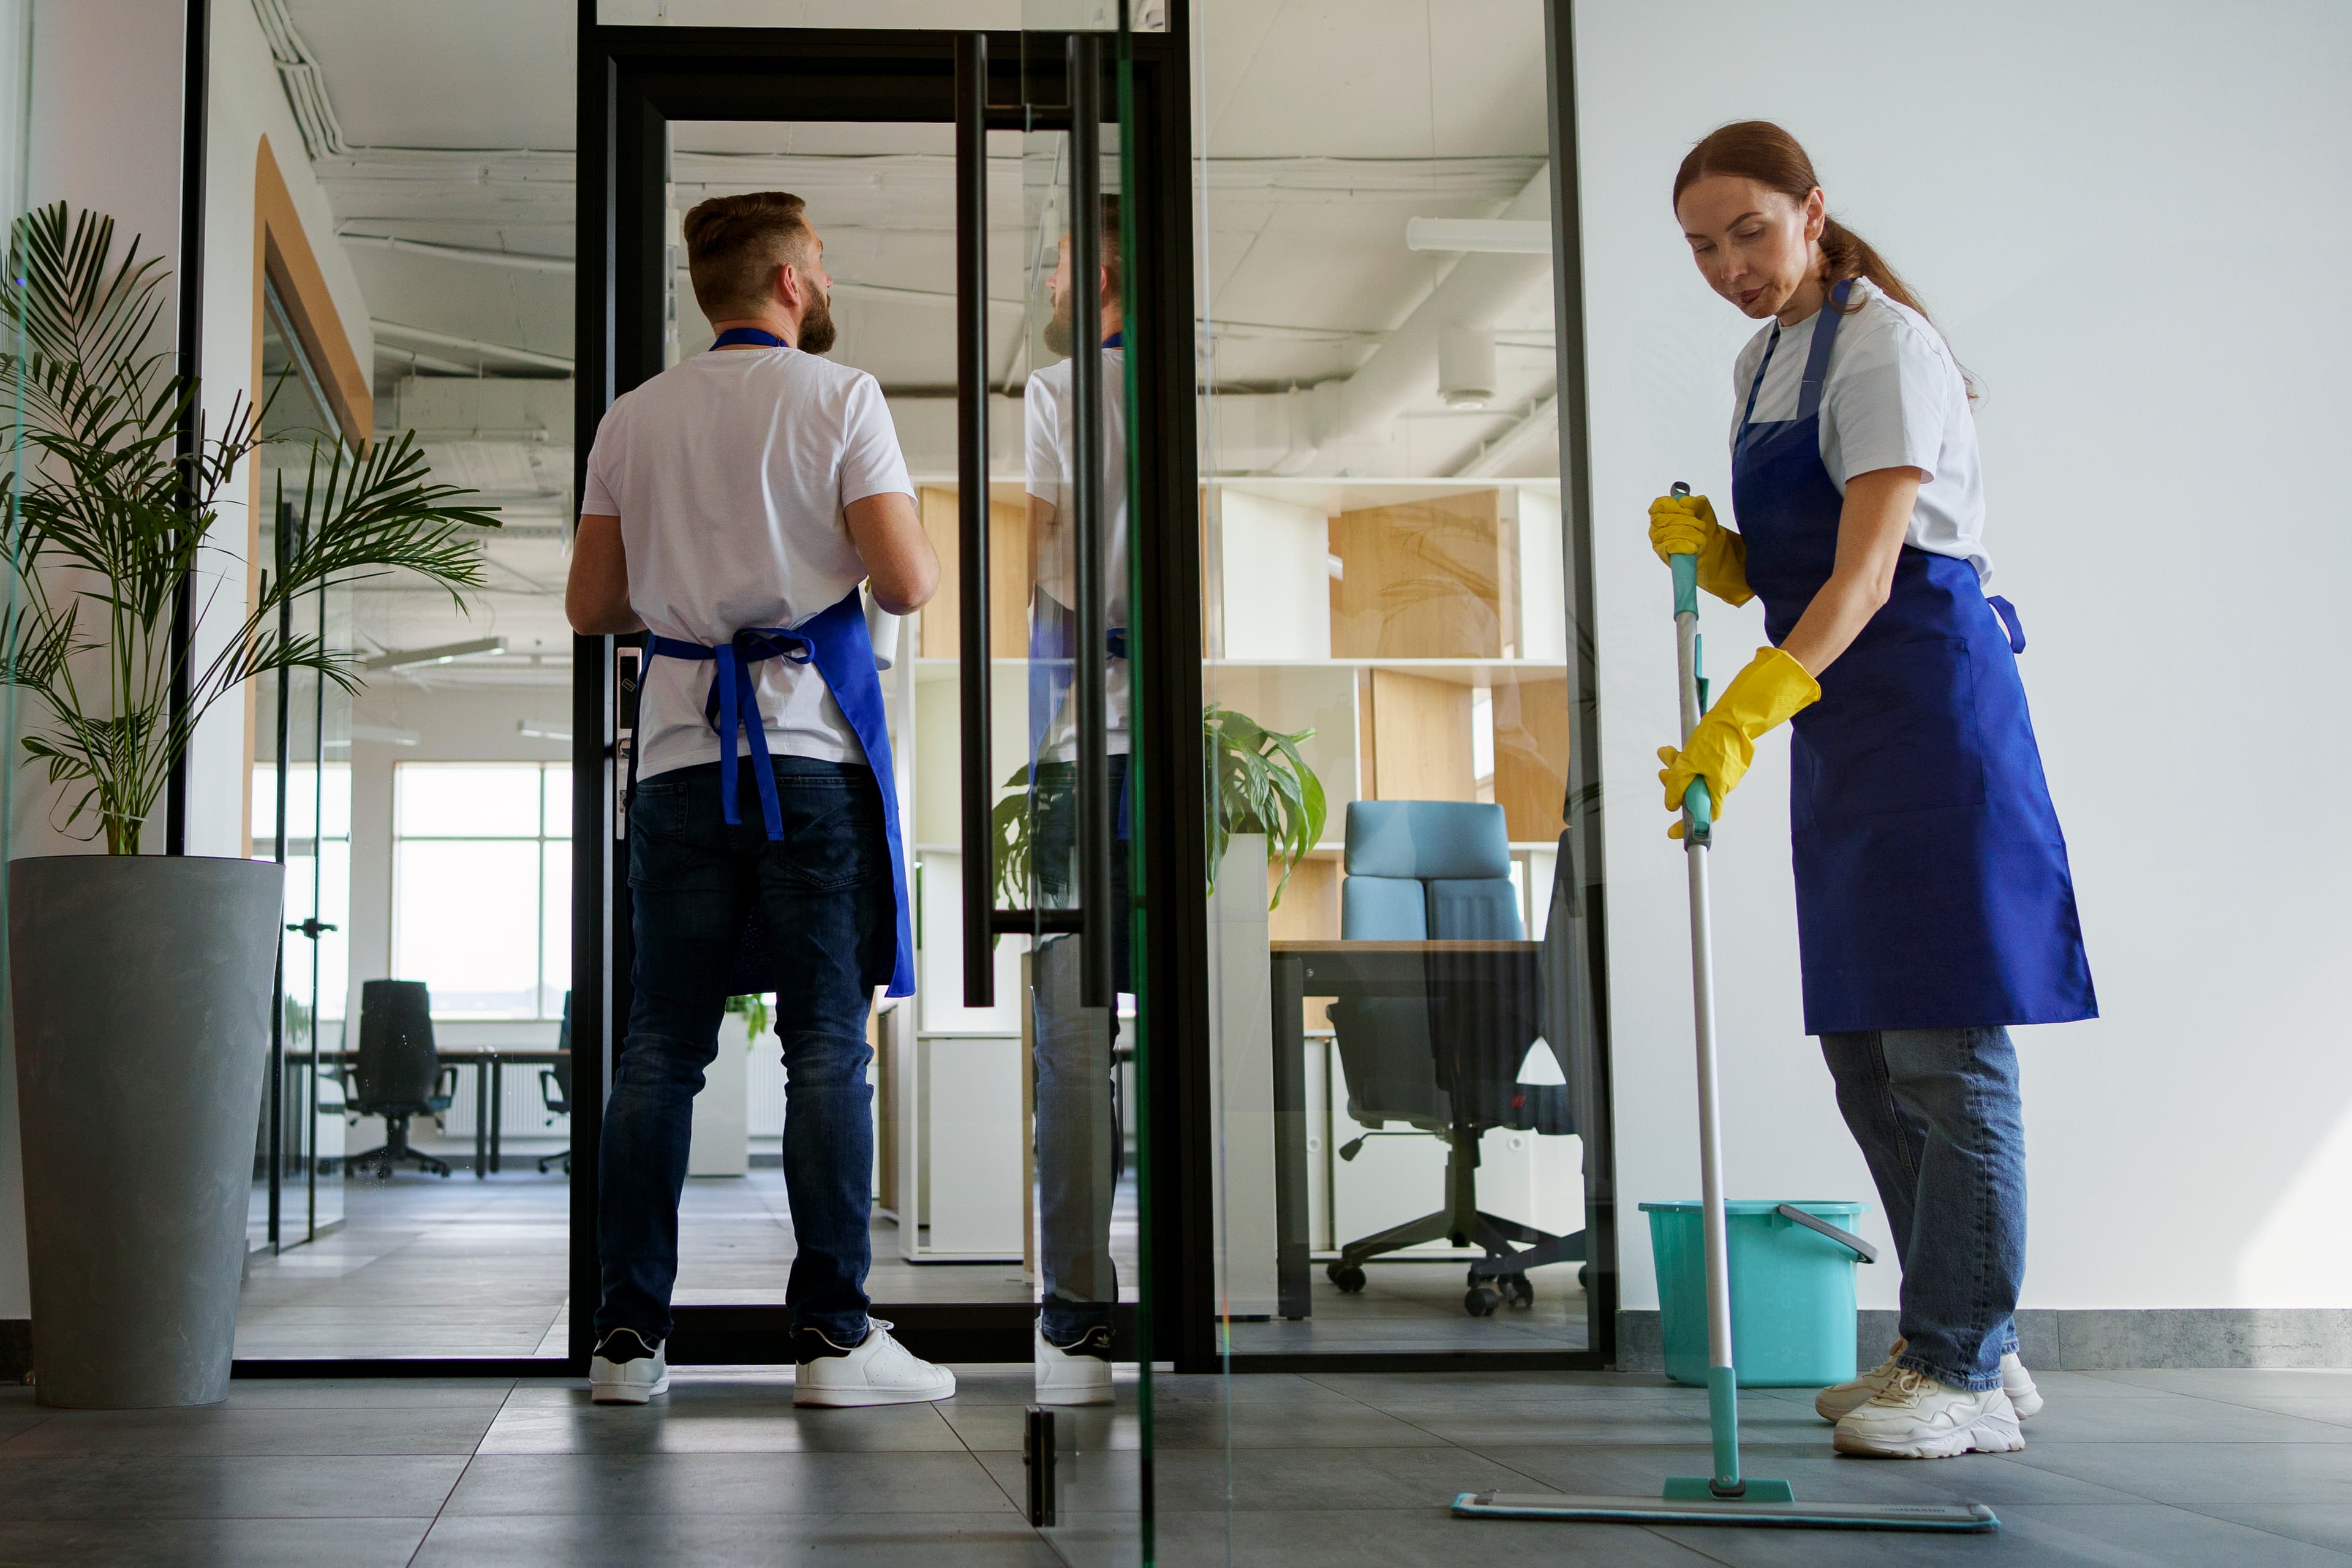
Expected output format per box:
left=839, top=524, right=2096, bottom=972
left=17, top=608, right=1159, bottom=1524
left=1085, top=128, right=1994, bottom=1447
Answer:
left=1577, top=1, right=2352, bottom=1313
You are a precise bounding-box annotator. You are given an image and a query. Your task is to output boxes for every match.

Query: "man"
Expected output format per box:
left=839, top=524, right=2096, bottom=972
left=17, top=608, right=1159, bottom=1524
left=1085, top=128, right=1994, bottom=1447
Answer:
left=1024, top=196, right=1129, bottom=1406
left=566, top=190, right=951, bottom=1408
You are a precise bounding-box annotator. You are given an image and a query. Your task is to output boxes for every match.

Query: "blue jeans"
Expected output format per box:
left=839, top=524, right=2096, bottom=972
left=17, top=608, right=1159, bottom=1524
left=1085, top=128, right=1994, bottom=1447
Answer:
left=1030, top=756, right=1130, bottom=1346
left=1819, top=1026, right=2026, bottom=1392
left=595, top=757, right=891, bottom=1346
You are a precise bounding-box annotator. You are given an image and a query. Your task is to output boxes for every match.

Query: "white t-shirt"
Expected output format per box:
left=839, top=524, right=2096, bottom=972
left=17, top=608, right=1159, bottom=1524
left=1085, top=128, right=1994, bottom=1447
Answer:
left=581, top=347, right=914, bottom=778
left=1023, top=349, right=1131, bottom=760
left=1729, top=277, right=1991, bottom=586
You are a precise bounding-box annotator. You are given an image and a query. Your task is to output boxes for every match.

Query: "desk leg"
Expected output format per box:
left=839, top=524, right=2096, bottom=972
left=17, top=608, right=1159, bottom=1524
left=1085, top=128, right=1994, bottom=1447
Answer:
left=1270, top=956, right=1311, bottom=1319
left=475, top=1060, right=489, bottom=1178
left=490, top=1061, right=504, bottom=1174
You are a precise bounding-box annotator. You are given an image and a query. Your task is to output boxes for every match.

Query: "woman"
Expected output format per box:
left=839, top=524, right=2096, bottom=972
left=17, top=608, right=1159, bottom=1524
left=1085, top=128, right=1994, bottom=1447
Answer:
left=1652, top=121, right=2094, bottom=1460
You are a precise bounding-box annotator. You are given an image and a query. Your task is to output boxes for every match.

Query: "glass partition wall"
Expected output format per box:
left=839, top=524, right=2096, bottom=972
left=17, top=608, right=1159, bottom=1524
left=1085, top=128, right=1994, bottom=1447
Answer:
left=1188, top=0, right=1609, bottom=1370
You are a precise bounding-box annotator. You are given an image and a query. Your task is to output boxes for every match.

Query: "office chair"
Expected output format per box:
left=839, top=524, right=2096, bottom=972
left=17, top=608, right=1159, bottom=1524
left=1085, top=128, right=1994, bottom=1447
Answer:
left=1324, top=800, right=1584, bottom=1316
left=347, top=979, right=457, bottom=1180
left=538, top=991, right=573, bottom=1175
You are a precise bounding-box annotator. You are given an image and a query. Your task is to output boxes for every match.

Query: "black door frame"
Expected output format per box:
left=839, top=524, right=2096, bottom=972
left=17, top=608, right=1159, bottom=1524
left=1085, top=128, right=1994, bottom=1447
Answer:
left=569, top=13, right=1207, bottom=1370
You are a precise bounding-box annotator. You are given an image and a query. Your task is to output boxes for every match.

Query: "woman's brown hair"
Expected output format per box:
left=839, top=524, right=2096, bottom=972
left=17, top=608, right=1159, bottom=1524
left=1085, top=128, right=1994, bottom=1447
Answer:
left=1672, top=120, right=1932, bottom=323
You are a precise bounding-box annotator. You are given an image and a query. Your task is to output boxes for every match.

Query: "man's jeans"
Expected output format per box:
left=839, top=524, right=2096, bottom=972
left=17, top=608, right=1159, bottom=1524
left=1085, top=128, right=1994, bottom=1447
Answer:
left=1819, top=1026, right=2026, bottom=1392
left=1030, top=756, right=1130, bottom=1346
left=595, top=756, right=891, bottom=1347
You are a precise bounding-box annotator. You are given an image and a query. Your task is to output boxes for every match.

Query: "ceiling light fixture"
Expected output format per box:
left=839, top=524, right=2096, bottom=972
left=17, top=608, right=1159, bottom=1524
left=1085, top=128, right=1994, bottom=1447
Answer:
left=1404, top=217, right=1551, bottom=255
left=516, top=721, right=572, bottom=743
left=363, top=637, right=507, bottom=673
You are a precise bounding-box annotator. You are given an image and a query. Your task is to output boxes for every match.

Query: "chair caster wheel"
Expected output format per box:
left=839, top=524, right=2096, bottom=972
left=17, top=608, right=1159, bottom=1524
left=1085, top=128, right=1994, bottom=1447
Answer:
left=1506, top=1276, right=1535, bottom=1309
left=1327, top=1262, right=1366, bottom=1294
left=1464, top=1285, right=1501, bottom=1317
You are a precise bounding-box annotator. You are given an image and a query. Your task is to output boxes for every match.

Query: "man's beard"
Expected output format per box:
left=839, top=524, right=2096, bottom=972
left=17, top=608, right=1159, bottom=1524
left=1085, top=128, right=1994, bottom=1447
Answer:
left=1041, top=287, right=1073, bottom=358
left=796, top=288, right=837, bottom=356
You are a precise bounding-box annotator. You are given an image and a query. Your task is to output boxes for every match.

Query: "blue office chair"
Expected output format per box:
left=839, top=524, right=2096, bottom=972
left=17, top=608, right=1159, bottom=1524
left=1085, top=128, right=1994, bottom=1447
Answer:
left=1325, top=800, right=1583, bottom=1316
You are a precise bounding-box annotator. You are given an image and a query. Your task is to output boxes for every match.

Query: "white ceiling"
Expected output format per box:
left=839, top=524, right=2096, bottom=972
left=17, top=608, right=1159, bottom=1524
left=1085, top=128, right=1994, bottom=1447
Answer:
left=268, top=0, right=1562, bottom=686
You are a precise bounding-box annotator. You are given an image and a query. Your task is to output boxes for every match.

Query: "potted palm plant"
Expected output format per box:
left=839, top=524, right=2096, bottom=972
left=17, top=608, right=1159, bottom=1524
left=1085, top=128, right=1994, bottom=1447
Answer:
left=2, top=204, right=496, bottom=1408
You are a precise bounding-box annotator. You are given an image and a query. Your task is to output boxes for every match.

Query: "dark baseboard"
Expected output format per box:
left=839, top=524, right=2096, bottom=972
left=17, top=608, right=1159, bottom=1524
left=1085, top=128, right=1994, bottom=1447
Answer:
left=1616, top=1308, right=2352, bottom=1374
left=0, top=1319, right=28, bottom=1384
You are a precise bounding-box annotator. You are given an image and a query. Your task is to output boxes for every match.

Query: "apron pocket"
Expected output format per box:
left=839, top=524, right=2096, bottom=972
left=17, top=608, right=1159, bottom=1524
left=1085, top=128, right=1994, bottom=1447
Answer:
left=1792, top=636, right=1986, bottom=826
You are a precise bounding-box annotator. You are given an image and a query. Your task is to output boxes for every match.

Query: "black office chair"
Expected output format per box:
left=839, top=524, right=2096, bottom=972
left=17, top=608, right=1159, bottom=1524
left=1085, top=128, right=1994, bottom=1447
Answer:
left=347, top=979, right=457, bottom=1180
left=537, top=992, right=573, bottom=1175
left=1324, top=802, right=1584, bottom=1317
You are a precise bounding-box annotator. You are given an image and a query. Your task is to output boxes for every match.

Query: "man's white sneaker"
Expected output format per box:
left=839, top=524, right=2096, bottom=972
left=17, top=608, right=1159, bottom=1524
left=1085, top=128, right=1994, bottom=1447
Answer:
left=793, top=1318, right=956, bottom=1408
left=1815, top=1337, right=1907, bottom=1423
left=1832, top=1368, right=2025, bottom=1459
left=589, top=1329, right=669, bottom=1404
left=1034, top=1324, right=1114, bottom=1406
left=2002, top=1350, right=2043, bottom=1420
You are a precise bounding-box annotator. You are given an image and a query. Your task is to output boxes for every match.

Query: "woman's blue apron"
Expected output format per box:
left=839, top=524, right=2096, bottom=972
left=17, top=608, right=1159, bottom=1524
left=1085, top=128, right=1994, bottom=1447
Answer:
left=1732, top=281, right=2095, bottom=1034
left=645, top=587, right=916, bottom=1000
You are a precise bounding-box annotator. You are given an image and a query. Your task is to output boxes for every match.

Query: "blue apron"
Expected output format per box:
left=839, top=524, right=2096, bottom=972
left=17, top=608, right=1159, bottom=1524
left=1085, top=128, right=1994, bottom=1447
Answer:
left=1732, top=281, right=2095, bottom=1033
left=644, top=590, right=916, bottom=1001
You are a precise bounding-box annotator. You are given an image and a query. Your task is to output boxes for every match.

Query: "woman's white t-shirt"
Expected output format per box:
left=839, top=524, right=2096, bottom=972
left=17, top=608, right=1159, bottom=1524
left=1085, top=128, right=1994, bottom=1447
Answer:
left=581, top=346, right=914, bottom=779
left=1729, top=277, right=1991, bottom=586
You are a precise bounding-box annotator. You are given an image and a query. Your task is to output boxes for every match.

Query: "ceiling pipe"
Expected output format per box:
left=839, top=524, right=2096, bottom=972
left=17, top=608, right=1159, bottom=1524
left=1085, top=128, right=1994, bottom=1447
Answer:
left=371, top=320, right=574, bottom=372
left=344, top=232, right=575, bottom=273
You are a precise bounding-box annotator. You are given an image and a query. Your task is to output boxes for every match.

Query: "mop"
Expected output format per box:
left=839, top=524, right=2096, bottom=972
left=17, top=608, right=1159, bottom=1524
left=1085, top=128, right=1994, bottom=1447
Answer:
left=1453, top=484, right=1998, bottom=1532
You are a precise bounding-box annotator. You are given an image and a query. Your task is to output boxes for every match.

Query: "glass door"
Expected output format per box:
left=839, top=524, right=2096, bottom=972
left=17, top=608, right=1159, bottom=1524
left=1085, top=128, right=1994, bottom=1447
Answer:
left=250, top=285, right=354, bottom=1254
left=581, top=26, right=1158, bottom=1557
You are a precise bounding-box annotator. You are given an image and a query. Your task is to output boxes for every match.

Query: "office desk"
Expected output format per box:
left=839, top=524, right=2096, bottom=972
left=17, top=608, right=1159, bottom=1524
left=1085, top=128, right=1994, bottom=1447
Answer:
left=323, top=1048, right=571, bottom=1177
left=1268, top=940, right=1542, bottom=1318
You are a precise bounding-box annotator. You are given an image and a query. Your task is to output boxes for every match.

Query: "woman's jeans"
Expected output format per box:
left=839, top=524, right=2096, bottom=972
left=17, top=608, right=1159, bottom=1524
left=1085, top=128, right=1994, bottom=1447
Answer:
left=1819, top=1025, right=2026, bottom=1393
left=595, top=757, right=891, bottom=1348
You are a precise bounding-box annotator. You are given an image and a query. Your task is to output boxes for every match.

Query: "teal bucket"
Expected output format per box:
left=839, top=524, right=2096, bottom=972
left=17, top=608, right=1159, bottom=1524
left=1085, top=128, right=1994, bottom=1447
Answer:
left=1640, top=1200, right=1869, bottom=1388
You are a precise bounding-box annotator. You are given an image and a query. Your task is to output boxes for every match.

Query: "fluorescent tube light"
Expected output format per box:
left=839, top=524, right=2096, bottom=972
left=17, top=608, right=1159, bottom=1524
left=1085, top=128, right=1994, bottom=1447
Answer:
left=363, top=636, right=507, bottom=672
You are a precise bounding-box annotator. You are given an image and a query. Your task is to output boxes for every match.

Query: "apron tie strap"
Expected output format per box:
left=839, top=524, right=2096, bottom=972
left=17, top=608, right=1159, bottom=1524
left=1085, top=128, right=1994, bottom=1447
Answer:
left=645, top=626, right=815, bottom=840
left=1988, top=595, right=2026, bottom=655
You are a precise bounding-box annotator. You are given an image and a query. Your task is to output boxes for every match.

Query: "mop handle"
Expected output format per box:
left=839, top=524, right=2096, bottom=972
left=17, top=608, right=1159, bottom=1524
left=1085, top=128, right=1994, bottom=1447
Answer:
left=1668, top=484, right=1714, bottom=841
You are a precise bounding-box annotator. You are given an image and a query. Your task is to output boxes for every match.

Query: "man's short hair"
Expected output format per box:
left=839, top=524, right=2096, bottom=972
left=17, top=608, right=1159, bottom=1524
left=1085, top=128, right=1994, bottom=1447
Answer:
left=1094, top=195, right=1123, bottom=298
left=681, top=192, right=815, bottom=320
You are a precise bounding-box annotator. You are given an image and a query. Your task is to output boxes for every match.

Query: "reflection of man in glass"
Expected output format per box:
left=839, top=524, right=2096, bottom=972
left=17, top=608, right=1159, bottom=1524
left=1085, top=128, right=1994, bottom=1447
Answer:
left=1023, top=195, right=1127, bottom=1406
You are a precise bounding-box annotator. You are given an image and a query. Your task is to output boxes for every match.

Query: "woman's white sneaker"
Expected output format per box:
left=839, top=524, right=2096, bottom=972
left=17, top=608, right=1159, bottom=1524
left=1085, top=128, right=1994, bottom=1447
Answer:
left=1815, top=1337, right=1907, bottom=1423
left=1819, top=1338, right=2043, bottom=1424
left=1034, top=1324, right=1114, bottom=1406
left=1832, top=1368, right=2025, bottom=1458
left=2002, top=1351, right=2043, bottom=1419
left=793, top=1318, right=957, bottom=1408
left=589, top=1329, right=670, bottom=1404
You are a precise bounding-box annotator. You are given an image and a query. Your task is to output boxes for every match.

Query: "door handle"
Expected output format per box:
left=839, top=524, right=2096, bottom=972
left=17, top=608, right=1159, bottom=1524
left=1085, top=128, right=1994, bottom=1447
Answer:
left=285, top=919, right=338, bottom=939
left=956, top=32, right=995, bottom=1008
left=1068, top=31, right=1113, bottom=1011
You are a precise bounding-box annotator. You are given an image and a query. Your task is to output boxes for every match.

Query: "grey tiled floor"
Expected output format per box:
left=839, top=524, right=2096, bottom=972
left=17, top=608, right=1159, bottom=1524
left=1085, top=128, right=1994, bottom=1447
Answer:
left=3, top=1366, right=2348, bottom=1566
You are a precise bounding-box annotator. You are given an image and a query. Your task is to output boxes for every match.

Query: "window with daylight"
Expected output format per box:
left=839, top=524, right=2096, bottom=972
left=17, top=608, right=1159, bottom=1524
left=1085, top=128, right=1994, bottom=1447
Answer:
left=392, top=763, right=572, bottom=1019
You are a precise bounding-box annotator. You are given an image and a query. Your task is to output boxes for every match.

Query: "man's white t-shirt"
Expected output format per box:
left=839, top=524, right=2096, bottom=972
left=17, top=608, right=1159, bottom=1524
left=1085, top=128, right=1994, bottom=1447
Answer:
left=1023, top=348, right=1131, bottom=760
left=1729, top=277, right=1991, bottom=586
left=581, top=346, right=914, bottom=779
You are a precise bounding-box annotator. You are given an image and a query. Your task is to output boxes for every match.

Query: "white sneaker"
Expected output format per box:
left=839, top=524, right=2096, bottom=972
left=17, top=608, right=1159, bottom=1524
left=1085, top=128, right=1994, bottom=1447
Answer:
left=589, top=1329, right=669, bottom=1404
left=1815, top=1336, right=1907, bottom=1423
left=1034, top=1324, right=1114, bottom=1406
left=1818, top=1337, right=2043, bottom=1423
left=1833, top=1368, right=2025, bottom=1458
left=793, top=1317, right=957, bottom=1408
left=2002, top=1350, right=2043, bottom=1420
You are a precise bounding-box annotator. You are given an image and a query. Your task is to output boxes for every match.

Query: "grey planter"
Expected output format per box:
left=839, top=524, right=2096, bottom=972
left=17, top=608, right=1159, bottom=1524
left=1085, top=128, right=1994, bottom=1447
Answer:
left=9, top=854, right=285, bottom=1408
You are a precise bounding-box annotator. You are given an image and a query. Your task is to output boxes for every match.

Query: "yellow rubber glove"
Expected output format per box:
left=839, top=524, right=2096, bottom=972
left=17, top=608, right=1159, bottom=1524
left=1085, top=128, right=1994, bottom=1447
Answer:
left=1648, top=492, right=1754, bottom=607
left=1658, top=647, right=1820, bottom=838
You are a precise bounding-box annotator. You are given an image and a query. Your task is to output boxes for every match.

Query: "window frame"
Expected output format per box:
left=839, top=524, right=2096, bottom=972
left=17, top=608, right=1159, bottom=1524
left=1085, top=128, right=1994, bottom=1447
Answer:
left=391, top=761, right=575, bottom=1021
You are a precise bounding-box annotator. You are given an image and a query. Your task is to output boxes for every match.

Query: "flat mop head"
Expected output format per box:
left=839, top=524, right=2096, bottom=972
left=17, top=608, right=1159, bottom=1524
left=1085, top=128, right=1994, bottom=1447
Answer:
left=1453, top=1491, right=1999, bottom=1532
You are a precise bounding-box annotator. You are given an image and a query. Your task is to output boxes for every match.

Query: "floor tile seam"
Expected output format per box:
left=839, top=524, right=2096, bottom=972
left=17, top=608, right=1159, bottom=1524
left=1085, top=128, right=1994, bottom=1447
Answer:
left=2128, top=1391, right=2352, bottom=1431
left=2134, top=1498, right=2352, bottom=1562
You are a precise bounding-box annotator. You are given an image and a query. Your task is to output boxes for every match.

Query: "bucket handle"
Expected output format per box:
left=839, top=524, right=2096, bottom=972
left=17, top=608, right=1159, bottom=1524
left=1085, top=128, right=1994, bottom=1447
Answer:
left=1775, top=1203, right=1877, bottom=1264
